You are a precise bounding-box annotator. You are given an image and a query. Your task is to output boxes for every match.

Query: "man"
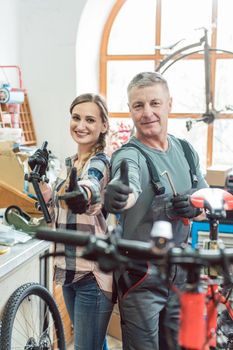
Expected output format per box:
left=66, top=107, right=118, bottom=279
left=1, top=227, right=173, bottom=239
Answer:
left=105, top=71, right=208, bottom=350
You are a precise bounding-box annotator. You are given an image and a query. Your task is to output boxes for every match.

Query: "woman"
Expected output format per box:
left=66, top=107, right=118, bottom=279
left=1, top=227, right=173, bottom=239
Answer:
left=29, top=93, right=113, bottom=350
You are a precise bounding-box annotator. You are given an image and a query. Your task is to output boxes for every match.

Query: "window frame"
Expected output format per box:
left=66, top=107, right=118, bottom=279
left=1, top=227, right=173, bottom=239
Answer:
left=99, top=0, right=233, bottom=168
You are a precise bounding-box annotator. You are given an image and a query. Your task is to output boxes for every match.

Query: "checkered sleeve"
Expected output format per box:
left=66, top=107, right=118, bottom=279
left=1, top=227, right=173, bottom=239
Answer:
left=78, top=153, right=110, bottom=215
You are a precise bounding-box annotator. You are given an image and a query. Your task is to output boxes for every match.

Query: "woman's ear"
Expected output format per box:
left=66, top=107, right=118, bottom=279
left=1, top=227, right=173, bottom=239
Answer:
left=101, top=122, right=108, bottom=134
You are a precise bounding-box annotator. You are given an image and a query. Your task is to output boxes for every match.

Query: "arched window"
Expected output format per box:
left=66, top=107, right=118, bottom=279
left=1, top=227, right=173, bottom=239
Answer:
left=100, top=0, right=233, bottom=170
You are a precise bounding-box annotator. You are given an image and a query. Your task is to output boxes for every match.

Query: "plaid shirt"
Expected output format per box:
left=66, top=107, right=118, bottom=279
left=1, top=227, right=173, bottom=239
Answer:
left=53, top=152, right=113, bottom=298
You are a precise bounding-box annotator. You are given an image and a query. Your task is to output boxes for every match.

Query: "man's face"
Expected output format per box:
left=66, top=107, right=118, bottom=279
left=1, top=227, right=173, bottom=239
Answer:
left=128, top=84, right=172, bottom=142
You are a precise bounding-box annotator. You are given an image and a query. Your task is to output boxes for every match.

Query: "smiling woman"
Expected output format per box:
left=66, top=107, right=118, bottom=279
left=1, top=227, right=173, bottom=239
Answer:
left=70, top=101, right=108, bottom=157
left=28, top=92, right=114, bottom=350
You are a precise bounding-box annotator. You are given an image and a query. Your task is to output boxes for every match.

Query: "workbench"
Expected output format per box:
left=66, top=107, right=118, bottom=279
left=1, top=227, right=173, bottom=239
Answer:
left=0, top=238, right=51, bottom=317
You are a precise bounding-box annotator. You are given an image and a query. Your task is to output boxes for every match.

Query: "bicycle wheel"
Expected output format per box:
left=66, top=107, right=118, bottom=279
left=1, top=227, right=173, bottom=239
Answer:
left=217, top=308, right=233, bottom=349
left=0, top=282, right=66, bottom=350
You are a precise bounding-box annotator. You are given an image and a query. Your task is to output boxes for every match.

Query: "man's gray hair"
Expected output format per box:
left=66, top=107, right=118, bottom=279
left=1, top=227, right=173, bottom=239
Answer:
left=127, top=71, right=170, bottom=95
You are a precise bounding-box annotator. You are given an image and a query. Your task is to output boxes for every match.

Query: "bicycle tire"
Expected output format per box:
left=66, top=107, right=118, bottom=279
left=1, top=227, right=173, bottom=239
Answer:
left=156, top=48, right=233, bottom=75
left=0, top=282, right=66, bottom=350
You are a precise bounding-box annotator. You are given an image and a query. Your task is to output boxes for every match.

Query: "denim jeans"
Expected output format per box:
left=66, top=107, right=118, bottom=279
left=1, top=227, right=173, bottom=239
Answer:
left=62, top=273, right=113, bottom=350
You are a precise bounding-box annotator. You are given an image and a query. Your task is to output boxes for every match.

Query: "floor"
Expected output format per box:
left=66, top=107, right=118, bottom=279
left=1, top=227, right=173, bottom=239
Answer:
left=67, top=335, right=122, bottom=350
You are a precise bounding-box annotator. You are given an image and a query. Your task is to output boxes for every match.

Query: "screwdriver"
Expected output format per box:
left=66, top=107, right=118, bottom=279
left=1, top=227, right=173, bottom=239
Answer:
left=161, top=170, right=190, bottom=225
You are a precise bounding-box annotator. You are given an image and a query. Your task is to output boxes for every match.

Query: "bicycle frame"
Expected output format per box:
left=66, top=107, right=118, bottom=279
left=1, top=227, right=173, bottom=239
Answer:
left=155, top=28, right=233, bottom=129
left=180, top=188, right=233, bottom=350
left=36, top=188, right=233, bottom=350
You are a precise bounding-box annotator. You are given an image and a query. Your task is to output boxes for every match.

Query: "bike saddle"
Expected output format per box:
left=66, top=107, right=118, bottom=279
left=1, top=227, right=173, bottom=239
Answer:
left=190, top=188, right=233, bottom=218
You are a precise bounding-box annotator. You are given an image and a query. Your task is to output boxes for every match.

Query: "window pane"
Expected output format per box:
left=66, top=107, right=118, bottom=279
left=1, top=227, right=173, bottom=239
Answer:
left=108, top=0, right=156, bottom=54
left=213, top=119, right=233, bottom=166
left=217, top=0, right=233, bottom=50
left=215, top=59, right=233, bottom=112
left=164, top=60, right=205, bottom=113
left=168, top=118, right=207, bottom=171
left=107, top=60, right=155, bottom=112
left=161, top=0, right=212, bottom=48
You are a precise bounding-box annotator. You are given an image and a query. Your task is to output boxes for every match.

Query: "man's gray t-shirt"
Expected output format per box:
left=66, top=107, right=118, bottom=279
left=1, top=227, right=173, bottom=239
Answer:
left=111, top=135, right=208, bottom=245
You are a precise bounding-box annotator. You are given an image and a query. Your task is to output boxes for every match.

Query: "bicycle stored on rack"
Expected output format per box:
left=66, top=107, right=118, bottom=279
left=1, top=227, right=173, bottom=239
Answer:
left=35, top=187, right=233, bottom=350
left=155, top=27, right=233, bottom=131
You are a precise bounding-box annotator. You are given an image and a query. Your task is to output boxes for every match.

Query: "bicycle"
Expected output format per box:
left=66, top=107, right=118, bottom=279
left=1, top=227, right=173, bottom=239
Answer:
left=155, top=27, right=233, bottom=131
left=35, top=187, right=233, bottom=350
left=0, top=282, right=66, bottom=350
left=0, top=142, right=66, bottom=350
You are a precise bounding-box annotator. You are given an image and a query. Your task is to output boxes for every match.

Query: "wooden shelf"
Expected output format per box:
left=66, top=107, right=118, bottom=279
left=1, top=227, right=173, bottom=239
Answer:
left=19, top=93, right=37, bottom=145
left=0, top=92, right=37, bottom=146
left=0, top=180, right=40, bottom=216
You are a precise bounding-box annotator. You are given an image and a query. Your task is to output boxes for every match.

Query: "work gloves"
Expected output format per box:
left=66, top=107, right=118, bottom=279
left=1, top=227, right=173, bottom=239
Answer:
left=58, top=167, right=88, bottom=214
left=28, top=148, right=49, bottom=177
left=171, top=194, right=202, bottom=219
left=104, top=160, right=132, bottom=214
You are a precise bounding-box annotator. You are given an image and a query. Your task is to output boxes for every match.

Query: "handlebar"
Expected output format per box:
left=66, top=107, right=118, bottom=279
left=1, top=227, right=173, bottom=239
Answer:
left=35, top=226, right=233, bottom=272
left=35, top=188, right=233, bottom=271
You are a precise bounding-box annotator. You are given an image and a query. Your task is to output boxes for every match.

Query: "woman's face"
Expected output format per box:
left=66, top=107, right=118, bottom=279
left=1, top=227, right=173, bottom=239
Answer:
left=70, top=101, right=107, bottom=151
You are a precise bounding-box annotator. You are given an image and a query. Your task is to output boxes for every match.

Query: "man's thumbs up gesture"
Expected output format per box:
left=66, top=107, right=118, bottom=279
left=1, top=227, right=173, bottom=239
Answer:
left=104, top=160, right=132, bottom=214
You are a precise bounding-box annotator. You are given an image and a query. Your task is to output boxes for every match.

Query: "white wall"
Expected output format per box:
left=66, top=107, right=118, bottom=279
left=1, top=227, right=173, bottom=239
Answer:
left=0, top=0, right=116, bottom=162
left=17, top=0, right=87, bottom=161
left=0, top=0, right=20, bottom=84
left=76, top=0, right=116, bottom=95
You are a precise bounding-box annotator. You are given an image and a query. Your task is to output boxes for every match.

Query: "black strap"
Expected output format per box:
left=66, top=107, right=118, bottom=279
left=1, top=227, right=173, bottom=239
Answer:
left=122, top=143, right=165, bottom=195
left=178, top=138, right=198, bottom=188
left=122, top=138, right=198, bottom=193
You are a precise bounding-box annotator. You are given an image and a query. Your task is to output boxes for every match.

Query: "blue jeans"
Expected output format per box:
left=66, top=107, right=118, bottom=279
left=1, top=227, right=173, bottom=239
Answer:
left=62, top=273, right=113, bottom=350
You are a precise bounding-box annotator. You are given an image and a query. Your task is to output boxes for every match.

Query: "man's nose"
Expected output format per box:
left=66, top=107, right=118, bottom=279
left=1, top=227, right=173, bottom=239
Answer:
left=143, top=103, right=153, bottom=116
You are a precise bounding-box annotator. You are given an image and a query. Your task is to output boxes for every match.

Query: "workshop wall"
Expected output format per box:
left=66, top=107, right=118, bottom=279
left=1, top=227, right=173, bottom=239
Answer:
left=0, top=0, right=116, bottom=162
left=0, top=0, right=86, bottom=161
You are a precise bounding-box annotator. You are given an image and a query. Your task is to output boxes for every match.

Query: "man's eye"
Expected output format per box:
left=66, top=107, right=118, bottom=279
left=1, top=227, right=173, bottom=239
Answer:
left=134, top=104, right=142, bottom=110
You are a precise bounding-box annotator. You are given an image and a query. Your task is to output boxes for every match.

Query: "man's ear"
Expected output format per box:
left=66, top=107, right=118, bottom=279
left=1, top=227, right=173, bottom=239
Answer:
left=168, top=97, right=173, bottom=112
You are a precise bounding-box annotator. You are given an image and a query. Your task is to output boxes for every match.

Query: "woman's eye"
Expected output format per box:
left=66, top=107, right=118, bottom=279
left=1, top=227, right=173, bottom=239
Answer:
left=72, top=115, right=80, bottom=121
left=86, top=118, right=95, bottom=123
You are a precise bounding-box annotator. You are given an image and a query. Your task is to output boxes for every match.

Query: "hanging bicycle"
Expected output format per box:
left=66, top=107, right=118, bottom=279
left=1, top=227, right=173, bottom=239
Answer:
left=155, top=27, right=233, bottom=131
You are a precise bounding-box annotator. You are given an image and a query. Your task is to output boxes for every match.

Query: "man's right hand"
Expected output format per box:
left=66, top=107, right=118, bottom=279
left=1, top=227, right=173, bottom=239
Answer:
left=28, top=148, right=49, bottom=176
left=104, top=160, right=132, bottom=214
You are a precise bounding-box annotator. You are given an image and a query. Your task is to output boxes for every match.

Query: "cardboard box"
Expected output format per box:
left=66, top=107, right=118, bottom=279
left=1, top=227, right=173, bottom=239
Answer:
left=0, top=141, right=37, bottom=212
left=108, top=304, right=122, bottom=341
left=206, top=165, right=233, bottom=187
left=0, top=141, right=26, bottom=192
